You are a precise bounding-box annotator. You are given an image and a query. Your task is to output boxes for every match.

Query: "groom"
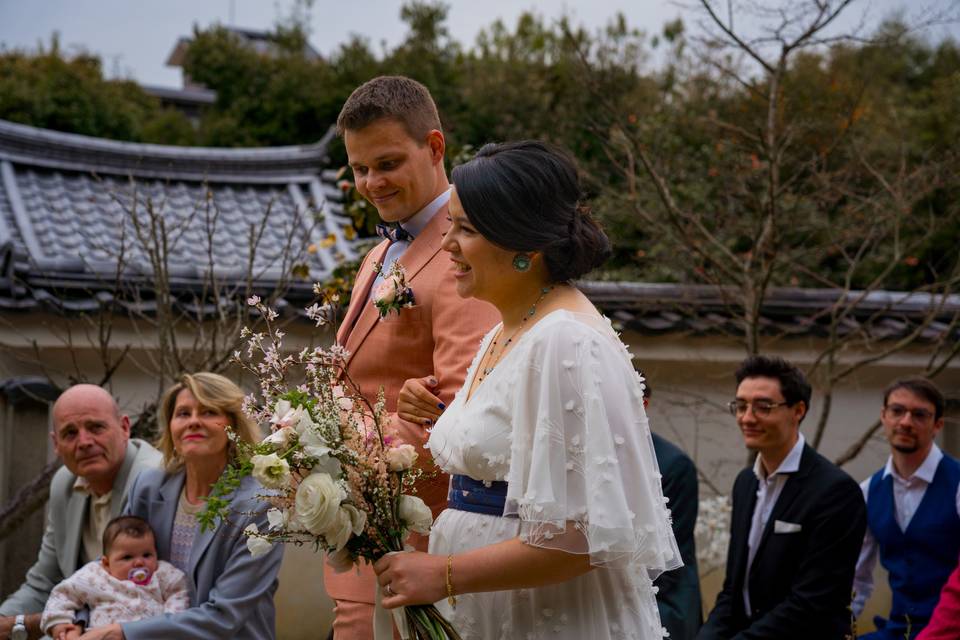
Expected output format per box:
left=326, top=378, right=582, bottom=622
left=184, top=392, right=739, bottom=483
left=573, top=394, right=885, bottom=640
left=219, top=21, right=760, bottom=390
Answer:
left=325, top=76, right=498, bottom=639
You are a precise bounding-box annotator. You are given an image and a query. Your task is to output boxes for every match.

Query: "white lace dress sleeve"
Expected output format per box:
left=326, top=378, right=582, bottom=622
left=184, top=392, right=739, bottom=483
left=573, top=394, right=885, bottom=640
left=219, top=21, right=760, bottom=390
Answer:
left=427, top=310, right=681, bottom=640
left=503, top=315, right=681, bottom=574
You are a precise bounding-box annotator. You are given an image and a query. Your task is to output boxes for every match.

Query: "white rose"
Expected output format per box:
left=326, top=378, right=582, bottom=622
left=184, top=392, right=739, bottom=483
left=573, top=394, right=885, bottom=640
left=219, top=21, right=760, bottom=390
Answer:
left=326, top=508, right=353, bottom=551
left=267, top=508, right=288, bottom=531
left=385, top=444, right=418, bottom=471
left=251, top=453, right=291, bottom=489
left=373, top=280, right=397, bottom=305
left=324, top=504, right=367, bottom=551
left=398, top=495, right=432, bottom=535
left=294, top=473, right=345, bottom=536
left=343, top=503, right=367, bottom=536
left=326, top=546, right=355, bottom=574
left=244, top=524, right=274, bottom=559
left=263, top=426, right=296, bottom=449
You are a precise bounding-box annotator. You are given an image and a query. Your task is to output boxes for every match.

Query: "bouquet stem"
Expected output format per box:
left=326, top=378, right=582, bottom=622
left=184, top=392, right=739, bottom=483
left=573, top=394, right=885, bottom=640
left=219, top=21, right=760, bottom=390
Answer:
left=404, top=604, right=462, bottom=640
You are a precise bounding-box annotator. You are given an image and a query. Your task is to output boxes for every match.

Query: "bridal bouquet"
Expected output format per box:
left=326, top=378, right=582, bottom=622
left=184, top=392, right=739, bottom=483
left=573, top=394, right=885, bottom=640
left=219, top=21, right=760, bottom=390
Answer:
left=199, top=291, right=460, bottom=640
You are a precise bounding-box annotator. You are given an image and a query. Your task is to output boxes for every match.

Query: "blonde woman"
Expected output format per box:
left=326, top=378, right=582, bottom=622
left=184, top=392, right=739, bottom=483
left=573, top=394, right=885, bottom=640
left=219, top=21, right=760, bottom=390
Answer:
left=80, top=373, right=282, bottom=640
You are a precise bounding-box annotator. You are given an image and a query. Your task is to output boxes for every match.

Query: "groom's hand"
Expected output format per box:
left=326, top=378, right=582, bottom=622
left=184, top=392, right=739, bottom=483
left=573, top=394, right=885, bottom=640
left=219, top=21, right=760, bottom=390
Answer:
left=398, top=376, right=444, bottom=425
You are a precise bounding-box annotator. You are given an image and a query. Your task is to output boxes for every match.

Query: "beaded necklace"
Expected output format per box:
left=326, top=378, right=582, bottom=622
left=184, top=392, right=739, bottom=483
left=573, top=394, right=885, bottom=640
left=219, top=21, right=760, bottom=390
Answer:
left=477, top=286, right=554, bottom=383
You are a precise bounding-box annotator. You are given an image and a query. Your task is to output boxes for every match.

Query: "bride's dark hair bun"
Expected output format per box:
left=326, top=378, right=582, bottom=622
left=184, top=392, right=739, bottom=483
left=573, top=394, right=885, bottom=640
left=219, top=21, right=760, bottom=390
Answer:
left=451, top=140, right=611, bottom=282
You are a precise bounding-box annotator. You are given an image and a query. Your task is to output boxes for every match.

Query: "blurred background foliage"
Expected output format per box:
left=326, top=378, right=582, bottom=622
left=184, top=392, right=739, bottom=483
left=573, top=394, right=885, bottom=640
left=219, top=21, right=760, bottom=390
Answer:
left=1, top=1, right=956, bottom=290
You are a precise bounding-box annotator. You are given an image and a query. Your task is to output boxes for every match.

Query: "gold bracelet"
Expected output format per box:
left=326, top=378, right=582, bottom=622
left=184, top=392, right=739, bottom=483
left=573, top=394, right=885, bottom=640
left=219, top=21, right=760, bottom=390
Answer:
left=446, top=554, right=457, bottom=607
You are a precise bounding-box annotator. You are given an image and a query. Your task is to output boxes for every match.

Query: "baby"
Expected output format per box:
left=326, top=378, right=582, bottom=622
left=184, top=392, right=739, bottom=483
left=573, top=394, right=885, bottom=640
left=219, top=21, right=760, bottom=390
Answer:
left=41, top=515, right=189, bottom=640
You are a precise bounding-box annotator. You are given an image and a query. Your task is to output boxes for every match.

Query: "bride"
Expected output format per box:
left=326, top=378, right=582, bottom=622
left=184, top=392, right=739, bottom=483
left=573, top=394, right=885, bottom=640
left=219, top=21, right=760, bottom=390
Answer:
left=373, top=140, right=681, bottom=639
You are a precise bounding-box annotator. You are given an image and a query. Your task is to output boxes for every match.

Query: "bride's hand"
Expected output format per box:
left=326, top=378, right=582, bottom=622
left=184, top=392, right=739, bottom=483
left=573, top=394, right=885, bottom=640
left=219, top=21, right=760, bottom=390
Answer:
left=373, top=551, right=448, bottom=609
left=397, top=376, right=444, bottom=425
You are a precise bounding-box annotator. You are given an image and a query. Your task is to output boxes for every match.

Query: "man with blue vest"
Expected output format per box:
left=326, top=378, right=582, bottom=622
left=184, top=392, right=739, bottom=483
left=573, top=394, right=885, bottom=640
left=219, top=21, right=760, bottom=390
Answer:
left=853, top=377, right=960, bottom=639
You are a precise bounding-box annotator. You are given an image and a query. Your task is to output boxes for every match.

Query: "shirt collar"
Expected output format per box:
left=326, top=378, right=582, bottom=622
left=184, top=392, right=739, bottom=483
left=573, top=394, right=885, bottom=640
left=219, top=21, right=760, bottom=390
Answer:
left=753, top=433, right=806, bottom=481
left=73, top=476, right=113, bottom=504
left=399, top=188, right=451, bottom=238
left=883, top=442, right=943, bottom=484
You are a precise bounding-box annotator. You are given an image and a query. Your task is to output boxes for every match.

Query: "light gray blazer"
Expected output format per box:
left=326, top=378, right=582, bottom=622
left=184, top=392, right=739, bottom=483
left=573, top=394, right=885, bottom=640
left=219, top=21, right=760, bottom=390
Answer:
left=0, top=439, right=162, bottom=616
left=121, top=468, right=283, bottom=640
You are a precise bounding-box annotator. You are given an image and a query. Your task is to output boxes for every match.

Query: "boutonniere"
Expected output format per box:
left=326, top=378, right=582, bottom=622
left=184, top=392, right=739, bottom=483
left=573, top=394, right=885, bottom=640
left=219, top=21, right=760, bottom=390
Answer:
left=372, top=262, right=415, bottom=318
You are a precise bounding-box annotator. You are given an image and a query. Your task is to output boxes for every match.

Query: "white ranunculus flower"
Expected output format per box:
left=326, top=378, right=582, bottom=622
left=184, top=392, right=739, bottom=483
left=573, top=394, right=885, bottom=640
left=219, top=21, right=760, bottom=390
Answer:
left=244, top=524, right=274, bottom=558
left=295, top=473, right=345, bottom=536
left=398, top=495, right=432, bottom=535
left=385, top=444, right=418, bottom=471
left=263, top=426, right=296, bottom=449
left=326, top=546, right=355, bottom=574
left=343, top=503, right=367, bottom=536
left=267, top=508, right=288, bottom=531
left=326, top=503, right=366, bottom=551
left=326, top=508, right=354, bottom=551
left=251, top=453, right=292, bottom=489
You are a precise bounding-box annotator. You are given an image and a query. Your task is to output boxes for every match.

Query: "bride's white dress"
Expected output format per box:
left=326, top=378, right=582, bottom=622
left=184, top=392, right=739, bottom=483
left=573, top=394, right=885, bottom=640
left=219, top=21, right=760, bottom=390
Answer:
left=426, top=310, right=681, bottom=640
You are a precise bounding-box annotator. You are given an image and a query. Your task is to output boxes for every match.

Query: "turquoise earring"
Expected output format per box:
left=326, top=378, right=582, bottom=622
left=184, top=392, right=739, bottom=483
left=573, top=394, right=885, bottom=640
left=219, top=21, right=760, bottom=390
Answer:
left=512, top=254, right=532, bottom=272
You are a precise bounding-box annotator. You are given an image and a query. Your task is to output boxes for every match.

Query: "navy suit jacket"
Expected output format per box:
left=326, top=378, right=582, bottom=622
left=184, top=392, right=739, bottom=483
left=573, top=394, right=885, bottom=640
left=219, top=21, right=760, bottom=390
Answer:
left=121, top=469, right=284, bottom=640
left=653, top=433, right=703, bottom=640
left=699, top=444, right=866, bottom=640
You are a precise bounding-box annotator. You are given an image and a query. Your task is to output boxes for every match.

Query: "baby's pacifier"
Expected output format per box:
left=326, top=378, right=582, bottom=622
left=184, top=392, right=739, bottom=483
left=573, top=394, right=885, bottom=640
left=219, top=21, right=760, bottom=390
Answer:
left=128, top=567, right=152, bottom=585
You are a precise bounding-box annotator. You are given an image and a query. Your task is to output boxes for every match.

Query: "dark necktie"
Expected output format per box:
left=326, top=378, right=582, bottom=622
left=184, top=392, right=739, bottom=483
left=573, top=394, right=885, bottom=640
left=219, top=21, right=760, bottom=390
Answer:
left=375, top=223, right=412, bottom=244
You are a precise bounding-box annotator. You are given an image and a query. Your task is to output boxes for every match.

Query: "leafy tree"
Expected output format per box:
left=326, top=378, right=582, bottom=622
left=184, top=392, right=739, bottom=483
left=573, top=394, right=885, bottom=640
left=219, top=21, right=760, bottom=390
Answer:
left=0, top=35, right=193, bottom=142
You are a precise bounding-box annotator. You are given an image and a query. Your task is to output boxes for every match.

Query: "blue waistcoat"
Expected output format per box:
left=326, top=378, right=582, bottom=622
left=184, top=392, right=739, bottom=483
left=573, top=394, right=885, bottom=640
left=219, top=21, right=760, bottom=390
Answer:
left=868, top=453, right=960, bottom=626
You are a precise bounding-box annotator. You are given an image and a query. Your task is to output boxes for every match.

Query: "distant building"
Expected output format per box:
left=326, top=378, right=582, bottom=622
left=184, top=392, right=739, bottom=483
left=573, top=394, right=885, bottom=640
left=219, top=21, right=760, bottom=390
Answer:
left=142, top=26, right=321, bottom=123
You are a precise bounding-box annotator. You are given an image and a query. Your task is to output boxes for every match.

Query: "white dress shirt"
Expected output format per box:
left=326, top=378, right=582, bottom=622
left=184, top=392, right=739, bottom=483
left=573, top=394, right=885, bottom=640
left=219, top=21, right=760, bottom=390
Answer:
left=367, top=188, right=451, bottom=301
left=852, top=443, right=960, bottom=616
left=743, top=433, right=806, bottom=615
left=73, top=476, right=113, bottom=563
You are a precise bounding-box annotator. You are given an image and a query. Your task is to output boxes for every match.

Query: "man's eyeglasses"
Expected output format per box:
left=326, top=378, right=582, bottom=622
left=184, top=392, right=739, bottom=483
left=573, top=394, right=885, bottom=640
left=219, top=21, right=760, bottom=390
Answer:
left=727, top=400, right=790, bottom=417
left=883, top=404, right=935, bottom=422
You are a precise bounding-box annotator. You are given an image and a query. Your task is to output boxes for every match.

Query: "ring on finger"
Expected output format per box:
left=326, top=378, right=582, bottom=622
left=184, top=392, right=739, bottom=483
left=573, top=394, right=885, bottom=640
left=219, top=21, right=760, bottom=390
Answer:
left=385, top=583, right=395, bottom=596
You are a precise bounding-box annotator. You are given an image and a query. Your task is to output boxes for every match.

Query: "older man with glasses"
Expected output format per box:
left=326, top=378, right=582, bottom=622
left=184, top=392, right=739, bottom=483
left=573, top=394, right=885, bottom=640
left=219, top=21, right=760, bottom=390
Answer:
left=698, top=355, right=866, bottom=640
left=853, top=377, right=960, bottom=640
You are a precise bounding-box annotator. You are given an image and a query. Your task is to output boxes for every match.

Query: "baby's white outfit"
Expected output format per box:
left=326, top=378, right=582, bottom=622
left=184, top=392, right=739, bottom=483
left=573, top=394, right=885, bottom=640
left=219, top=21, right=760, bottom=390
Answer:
left=41, top=560, right=189, bottom=633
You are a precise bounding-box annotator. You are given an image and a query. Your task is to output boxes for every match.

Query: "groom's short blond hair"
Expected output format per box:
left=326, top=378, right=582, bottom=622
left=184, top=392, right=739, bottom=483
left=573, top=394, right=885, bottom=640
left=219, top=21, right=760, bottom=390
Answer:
left=336, top=75, right=441, bottom=143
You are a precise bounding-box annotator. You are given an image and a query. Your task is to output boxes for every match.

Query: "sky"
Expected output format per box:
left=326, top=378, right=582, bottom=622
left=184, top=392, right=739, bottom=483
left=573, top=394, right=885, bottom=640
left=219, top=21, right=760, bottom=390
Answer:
left=0, top=0, right=956, bottom=88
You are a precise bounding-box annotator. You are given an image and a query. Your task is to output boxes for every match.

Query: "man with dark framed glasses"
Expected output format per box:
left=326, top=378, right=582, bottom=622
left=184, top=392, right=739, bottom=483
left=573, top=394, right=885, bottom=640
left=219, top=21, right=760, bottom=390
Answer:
left=700, top=355, right=865, bottom=640
left=853, top=377, right=960, bottom=640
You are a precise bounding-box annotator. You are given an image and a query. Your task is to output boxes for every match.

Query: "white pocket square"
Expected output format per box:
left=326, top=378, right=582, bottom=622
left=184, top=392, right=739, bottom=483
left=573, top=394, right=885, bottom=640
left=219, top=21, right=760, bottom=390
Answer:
left=774, top=520, right=802, bottom=534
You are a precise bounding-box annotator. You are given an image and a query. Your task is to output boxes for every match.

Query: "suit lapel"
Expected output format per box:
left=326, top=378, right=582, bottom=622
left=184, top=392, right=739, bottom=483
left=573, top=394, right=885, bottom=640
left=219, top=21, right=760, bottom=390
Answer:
left=109, top=441, right=139, bottom=519
left=732, top=473, right=759, bottom=587
left=188, top=518, right=217, bottom=587
left=63, top=491, right=88, bottom=570
left=341, top=207, right=447, bottom=367
left=152, top=472, right=185, bottom=563
left=337, top=240, right=390, bottom=346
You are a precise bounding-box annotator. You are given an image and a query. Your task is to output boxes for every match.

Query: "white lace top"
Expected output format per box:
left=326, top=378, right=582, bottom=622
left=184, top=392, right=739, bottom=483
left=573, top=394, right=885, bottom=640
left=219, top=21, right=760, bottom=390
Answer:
left=426, top=310, right=680, bottom=639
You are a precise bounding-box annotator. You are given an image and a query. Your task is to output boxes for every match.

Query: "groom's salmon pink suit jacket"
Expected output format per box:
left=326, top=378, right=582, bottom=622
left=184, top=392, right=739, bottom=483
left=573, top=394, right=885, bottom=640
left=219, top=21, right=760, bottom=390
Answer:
left=324, top=205, right=498, bottom=604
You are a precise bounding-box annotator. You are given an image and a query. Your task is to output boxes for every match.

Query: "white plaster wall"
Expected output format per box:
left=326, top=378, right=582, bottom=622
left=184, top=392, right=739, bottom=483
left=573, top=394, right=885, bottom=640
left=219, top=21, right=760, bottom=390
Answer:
left=2, top=317, right=957, bottom=637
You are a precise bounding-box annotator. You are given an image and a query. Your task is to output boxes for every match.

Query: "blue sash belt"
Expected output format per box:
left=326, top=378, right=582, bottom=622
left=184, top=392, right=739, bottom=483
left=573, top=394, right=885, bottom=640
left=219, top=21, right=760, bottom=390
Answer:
left=447, top=474, right=511, bottom=517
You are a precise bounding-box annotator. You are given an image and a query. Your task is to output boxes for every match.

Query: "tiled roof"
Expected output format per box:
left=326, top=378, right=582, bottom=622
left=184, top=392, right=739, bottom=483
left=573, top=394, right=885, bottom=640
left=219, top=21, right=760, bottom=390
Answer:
left=0, top=119, right=358, bottom=314
left=1, top=119, right=953, bottom=342
left=580, top=281, right=960, bottom=342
